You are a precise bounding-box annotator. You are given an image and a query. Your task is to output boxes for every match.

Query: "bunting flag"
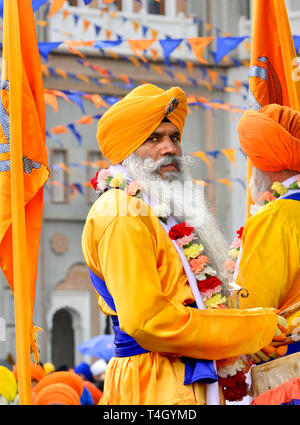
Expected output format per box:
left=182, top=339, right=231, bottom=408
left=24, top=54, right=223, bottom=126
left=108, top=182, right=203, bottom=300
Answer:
left=159, top=39, right=183, bottom=66
left=38, top=41, right=62, bottom=62
left=215, top=36, right=248, bottom=64
left=48, top=0, right=66, bottom=18
left=127, top=39, right=156, bottom=62
left=246, top=0, right=300, bottom=217
left=187, top=37, right=215, bottom=64
left=0, top=0, right=49, bottom=404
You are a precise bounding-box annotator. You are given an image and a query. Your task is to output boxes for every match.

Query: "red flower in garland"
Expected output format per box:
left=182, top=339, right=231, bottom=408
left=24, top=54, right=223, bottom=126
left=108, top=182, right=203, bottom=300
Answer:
left=90, top=171, right=100, bottom=190
left=169, top=222, right=194, bottom=240
left=219, top=371, right=248, bottom=402
left=197, top=275, right=222, bottom=292
left=236, top=226, right=244, bottom=239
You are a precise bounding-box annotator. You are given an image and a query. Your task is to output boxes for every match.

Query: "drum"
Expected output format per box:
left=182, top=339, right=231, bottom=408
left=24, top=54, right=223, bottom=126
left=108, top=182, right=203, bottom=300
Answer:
left=250, top=352, right=300, bottom=398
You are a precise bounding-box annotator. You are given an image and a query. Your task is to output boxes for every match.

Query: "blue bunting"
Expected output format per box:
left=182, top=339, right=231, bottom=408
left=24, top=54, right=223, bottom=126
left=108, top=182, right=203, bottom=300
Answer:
left=215, top=36, right=247, bottom=64
left=159, top=39, right=183, bottom=67
left=67, top=123, right=82, bottom=145
left=63, top=91, right=85, bottom=113
left=94, top=40, right=123, bottom=49
left=38, top=42, right=62, bottom=62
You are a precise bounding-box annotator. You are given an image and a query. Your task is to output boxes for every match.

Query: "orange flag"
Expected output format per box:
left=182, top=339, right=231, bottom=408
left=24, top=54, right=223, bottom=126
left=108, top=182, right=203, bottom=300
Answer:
left=48, top=0, right=67, bottom=18
left=246, top=0, right=300, bottom=217
left=187, top=37, right=215, bottom=64
left=0, top=0, right=49, bottom=404
left=127, top=39, right=156, bottom=63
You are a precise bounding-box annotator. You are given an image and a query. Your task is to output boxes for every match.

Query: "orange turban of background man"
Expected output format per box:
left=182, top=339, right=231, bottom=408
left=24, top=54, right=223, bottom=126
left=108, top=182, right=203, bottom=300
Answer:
left=238, top=104, right=300, bottom=172
left=33, top=371, right=84, bottom=398
left=97, top=83, right=188, bottom=165
left=34, top=383, right=81, bottom=405
left=13, top=362, right=45, bottom=383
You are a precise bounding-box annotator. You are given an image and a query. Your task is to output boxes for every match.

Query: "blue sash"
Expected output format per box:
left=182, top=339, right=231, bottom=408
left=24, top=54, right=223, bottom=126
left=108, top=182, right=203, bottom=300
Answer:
left=88, top=268, right=218, bottom=384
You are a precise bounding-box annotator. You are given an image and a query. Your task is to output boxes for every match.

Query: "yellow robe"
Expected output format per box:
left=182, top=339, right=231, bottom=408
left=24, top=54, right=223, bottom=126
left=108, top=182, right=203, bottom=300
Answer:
left=236, top=198, right=300, bottom=331
left=82, top=189, right=277, bottom=405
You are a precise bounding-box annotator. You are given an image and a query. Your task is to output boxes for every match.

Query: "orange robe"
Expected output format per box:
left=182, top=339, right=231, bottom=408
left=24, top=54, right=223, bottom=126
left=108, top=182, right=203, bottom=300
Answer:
left=82, top=189, right=277, bottom=405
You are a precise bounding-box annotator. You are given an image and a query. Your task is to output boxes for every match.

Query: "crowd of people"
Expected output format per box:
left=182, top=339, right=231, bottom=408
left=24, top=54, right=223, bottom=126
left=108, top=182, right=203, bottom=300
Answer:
left=0, top=357, right=107, bottom=405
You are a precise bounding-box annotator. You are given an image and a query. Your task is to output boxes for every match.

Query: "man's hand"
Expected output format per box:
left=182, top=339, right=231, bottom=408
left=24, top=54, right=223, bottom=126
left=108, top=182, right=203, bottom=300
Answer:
left=250, top=315, right=288, bottom=364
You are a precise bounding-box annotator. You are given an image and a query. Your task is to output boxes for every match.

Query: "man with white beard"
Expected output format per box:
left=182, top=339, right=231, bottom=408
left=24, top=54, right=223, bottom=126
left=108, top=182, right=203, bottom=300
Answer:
left=235, top=104, right=300, bottom=363
left=81, top=84, right=279, bottom=405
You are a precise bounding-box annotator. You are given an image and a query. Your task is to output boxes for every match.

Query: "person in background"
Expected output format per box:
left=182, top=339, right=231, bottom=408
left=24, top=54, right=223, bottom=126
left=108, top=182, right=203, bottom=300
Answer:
left=34, top=383, right=81, bottom=405
left=90, top=359, right=107, bottom=392
left=13, top=362, right=45, bottom=390
left=0, top=366, right=18, bottom=405
left=33, top=370, right=93, bottom=405
left=74, top=362, right=93, bottom=382
left=43, top=362, right=55, bottom=376
left=83, top=380, right=103, bottom=405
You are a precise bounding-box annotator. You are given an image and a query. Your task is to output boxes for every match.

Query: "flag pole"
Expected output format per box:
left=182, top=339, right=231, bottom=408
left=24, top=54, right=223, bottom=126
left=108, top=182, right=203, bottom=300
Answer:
left=6, top=0, right=32, bottom=405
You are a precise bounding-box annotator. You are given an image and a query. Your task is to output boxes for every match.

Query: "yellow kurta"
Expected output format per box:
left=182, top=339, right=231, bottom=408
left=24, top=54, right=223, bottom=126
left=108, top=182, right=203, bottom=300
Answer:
left=236, top=198, right=300, bottom=331
left=82, top=189, right=277, bottom=405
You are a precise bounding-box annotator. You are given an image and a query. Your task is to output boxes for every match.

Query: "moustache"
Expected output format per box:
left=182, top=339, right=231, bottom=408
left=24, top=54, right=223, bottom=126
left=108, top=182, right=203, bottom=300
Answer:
left=143, top=155, right=183, bottom=173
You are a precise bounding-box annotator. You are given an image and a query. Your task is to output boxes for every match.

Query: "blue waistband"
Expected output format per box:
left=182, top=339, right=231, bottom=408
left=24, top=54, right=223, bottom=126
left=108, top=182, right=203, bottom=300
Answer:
left=88, top=268, right=218, bottom=385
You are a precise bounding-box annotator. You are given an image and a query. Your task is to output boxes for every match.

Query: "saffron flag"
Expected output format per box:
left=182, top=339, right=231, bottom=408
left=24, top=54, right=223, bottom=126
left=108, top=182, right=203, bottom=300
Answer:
left=245, top=0, right=300, bottom=217
left=0, top=0, right=49, bottom=404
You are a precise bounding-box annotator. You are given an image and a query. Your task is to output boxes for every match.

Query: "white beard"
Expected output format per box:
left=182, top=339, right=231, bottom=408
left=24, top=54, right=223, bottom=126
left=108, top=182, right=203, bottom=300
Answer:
left=250, top=166, right=272, bottom=204
left=122, top=153, right=229, bottom=285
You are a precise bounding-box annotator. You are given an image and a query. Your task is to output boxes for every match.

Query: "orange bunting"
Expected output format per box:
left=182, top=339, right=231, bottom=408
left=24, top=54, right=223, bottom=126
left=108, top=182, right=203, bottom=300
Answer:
left=191, top=152, right=212, bottom=168
left=77, top=115, right=94, bottom=125
left=127, top=39, right=156, bottom=63
left=132, top=21, right=140, bottom=33
left=48, top=0, right=67, bottom=18
left=44, top=93, right=59, bottom=112
left=187, top=37, right=215, bottom=64
left=51, top=125, right=68, bottom=134
left=218, top=178, right=233, bottom=192
left=82, top=19, right=91, bottom=33
left=221, top=148, right=236, bottom=167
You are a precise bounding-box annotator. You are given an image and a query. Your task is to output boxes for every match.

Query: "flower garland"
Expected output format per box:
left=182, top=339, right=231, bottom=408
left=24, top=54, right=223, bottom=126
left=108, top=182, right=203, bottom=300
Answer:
left=91, top=168, right=254, bottom=402
left=250, top=178, right=300, bottom=217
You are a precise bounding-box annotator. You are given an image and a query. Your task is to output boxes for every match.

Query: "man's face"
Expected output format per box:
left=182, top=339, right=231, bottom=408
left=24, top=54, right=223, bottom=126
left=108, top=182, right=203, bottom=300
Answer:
left=135, top=121, right=182, bottom=178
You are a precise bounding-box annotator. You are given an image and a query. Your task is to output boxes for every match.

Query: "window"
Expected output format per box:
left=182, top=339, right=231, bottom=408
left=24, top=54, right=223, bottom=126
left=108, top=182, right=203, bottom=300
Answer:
left=86, top=150, right=104, bottom=204
left=147, top=0, right=165, bottom=15
left=50, top=149, right=69, bottom=203
left=67, top=0, right=78, bottom=6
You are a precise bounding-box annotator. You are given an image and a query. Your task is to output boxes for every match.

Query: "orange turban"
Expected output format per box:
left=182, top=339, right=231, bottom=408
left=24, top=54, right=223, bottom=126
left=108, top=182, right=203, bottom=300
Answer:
left=238, top=104, right=300, bottom=172
left=97, top=83, right=188, bottom=165
left=34, top=371, right=84, bottom=398
left=83, top=381, right=103, bottom=405
left=13, top=362, right=45, bottom=382
left=34, top=383, right=81, bottom=405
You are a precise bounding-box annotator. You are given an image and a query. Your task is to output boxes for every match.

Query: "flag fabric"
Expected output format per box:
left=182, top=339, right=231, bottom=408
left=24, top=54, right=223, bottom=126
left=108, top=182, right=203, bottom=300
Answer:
left=0, top=0, right=49, bottom=404
left=245, top=0, right=300, bottom=217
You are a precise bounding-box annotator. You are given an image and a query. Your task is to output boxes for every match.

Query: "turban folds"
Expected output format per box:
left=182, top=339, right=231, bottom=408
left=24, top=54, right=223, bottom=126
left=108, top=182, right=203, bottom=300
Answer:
left=238, top=104, right=300, bottom=172
left=34, top=383, right=81, bottom=405
left=97, top=84, right=188, bottom=165
left=34, top=371, right=84, bottom=398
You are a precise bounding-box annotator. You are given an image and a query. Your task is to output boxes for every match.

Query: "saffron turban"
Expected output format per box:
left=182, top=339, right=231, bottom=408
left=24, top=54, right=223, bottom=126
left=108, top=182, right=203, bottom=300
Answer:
left=97, top=83, right=188, bottom=165
left=34, top=383, right=81, bottom=405
left=0, top=366, right=17, bottom=402
left=34, top=371, right=84, bottom=398
left=238, top=104, right=300, bottom=172
left=13, top=362, right=45, bottom=382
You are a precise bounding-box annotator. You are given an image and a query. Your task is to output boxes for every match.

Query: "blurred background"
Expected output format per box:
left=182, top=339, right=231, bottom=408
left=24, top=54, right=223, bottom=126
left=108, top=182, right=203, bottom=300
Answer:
left=0, top=0, right=299, bottom=369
